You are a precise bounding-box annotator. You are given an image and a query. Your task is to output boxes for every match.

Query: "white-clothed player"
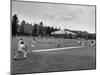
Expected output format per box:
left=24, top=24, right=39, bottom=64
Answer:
left=32, top=38, right=36, bottom=47
left=30, top=38, right=36, bottom=52
left=90, top=40, right=95, bottom=46
left=57, top=40, right=61, bottom=48
left=14, top=39, right=27, bottom=59
left=77, top=38, right=85, bottom=47
left=81, top=40, right=85, bottom=47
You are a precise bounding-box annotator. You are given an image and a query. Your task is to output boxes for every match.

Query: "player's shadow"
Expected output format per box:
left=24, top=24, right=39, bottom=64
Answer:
left=13, top=52, right=26, bottom=61
left=13, top=57, right=26, bottom=61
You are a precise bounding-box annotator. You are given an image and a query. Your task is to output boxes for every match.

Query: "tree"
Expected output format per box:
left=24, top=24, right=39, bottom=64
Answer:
left=12, top=14, right=19, bottom=35
left=32, top=23, right=38, bottom=36
left=38, top=21, right=44, bottom=36
left=24, top=23, right=33, bottom=35
left=46, top=26, right=51, bottom=35
left=19, top=20, right=26, bottom=35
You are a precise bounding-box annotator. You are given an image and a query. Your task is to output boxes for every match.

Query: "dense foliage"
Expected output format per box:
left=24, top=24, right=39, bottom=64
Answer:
left=12, top=14, right=96, bottom=40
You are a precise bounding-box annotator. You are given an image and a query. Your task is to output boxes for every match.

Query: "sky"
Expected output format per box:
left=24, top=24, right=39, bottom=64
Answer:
left=12, top=1, right=96, bottom=33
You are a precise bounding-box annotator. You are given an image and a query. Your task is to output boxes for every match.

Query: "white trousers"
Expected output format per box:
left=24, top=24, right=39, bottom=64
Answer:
left=14, top=49, right=27, bottom=58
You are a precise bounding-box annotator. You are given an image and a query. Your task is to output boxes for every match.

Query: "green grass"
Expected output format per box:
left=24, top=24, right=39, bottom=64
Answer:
left=11, top=36, right=96, bottom=74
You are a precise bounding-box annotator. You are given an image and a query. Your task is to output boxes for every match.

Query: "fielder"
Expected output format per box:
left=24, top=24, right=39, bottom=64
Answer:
left=30, top=38, right=36, bottom=52
left=14, top=39, right=27, bottom=60
left=32, top=38, right=36, bottom=47
left=90, top=40, right=95, bottom=46
left=57, top=40, right=62, bottom=48
left=81, top=40, right=85, bottom=47
left=77, top=39, right=85, bottom=47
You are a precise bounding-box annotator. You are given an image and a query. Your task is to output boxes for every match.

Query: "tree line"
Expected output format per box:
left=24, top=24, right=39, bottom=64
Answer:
left=53, top=29, right=96, bottom=40
left=12, top=14, right=96, bottom=40
left=12, top=14, right=60, bottom=36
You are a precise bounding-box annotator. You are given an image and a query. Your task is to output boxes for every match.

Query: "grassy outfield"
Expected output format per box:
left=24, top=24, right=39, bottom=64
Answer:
left=11, top=36, right=96, bottom=74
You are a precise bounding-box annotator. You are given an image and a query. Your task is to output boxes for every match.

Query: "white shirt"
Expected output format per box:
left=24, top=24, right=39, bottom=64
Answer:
left=18, top=44, right=25, bottom=51
left=18, top=40, right=23, bottom=45
left=18, top=40, right=25, bottom=51
left=32, top=40, right=36, bottom=45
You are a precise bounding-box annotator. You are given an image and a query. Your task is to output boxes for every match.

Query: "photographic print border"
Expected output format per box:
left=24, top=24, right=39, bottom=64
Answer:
left=10, top=0, right=96, bottom=74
